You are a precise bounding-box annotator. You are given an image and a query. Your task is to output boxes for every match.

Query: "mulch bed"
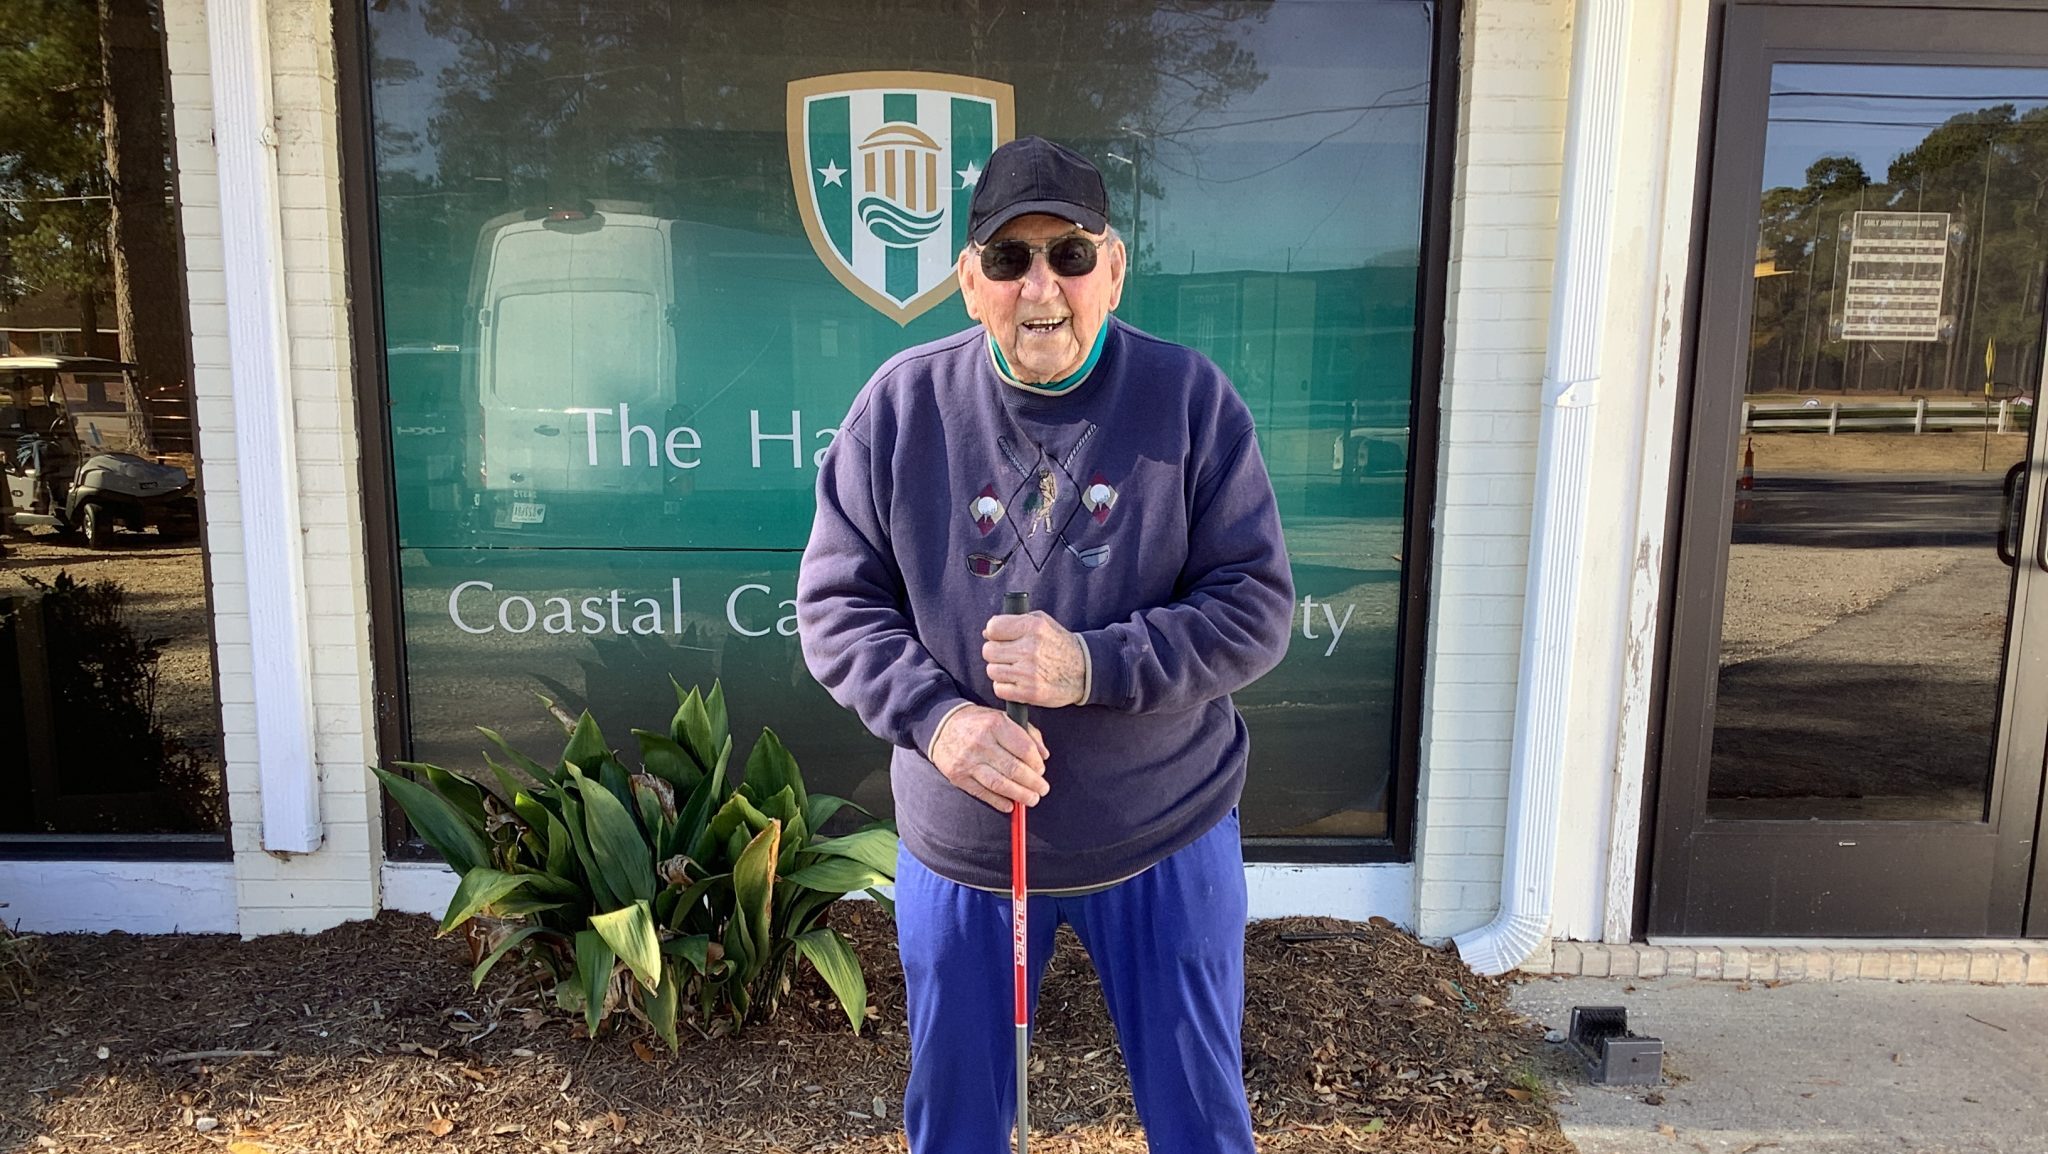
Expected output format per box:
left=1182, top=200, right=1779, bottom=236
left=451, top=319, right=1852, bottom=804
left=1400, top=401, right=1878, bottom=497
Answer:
left=0, top=911, right=1573, bottom=1153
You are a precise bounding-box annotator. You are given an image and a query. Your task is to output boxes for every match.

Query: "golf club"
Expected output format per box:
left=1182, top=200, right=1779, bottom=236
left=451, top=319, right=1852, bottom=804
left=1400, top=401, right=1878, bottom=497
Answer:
left=1002, top=589, right=1031, bottom=1154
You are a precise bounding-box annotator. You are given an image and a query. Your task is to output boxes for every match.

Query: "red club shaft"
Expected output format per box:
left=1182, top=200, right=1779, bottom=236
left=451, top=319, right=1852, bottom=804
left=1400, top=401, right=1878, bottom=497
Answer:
left=1001, top=590, right=1031, bottom=1153
left=1012, top=802, right=1027, bottom=1023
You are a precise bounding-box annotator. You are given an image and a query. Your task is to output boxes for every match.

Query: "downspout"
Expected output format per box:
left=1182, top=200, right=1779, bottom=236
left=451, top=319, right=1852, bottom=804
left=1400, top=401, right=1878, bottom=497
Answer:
left=208, top=0, right=322, bottom=853
left=1453, top=0, right=1628, bottom=975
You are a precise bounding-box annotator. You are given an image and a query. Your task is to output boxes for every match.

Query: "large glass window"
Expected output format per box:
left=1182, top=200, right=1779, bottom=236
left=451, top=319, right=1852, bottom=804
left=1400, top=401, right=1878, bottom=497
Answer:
left=0, top=1, right=224, bottom=849
left=364, top=0, right=1438, bottom=845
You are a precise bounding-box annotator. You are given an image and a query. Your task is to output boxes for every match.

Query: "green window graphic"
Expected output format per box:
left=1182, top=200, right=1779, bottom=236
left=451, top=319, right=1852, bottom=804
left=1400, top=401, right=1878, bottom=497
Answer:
left=366, top=1, right=1438, bottom=845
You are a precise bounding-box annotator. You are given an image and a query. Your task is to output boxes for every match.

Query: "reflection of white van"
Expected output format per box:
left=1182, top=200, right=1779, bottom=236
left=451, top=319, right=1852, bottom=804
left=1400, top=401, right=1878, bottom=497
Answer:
left=466, top=201, right=676, bottom=533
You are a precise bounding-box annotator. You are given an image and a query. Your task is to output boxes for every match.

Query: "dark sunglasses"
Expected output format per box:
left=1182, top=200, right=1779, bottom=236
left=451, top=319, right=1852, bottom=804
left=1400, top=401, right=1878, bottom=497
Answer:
left=977, top=235, right=1104, bottom=281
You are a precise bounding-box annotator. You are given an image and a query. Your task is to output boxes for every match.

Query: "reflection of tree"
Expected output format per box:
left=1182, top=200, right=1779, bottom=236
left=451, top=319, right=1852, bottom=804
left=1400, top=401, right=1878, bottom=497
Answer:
left=1750, top=155, right=1868, bottom=396
left=0, top=1, right=187, bottom=448
left=98, top=0, right=188, bottom=442
left=369, top=0, right=1269, bottom=337
left=0, top=2, right=110, bottom=343
left=1749, top=104, right=2048, bottom=397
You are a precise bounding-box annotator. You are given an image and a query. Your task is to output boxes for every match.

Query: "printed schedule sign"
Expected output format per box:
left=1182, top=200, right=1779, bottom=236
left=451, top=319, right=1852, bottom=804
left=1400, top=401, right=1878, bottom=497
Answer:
left=1842, top=211, right=1950, bottom=342
left=368, top=1, right=1439, bottom=841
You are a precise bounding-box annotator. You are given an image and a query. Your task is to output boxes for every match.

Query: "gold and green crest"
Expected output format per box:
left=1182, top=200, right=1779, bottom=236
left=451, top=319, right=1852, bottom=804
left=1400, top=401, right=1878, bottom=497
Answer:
left=787, top=72, right=1015, bottom=325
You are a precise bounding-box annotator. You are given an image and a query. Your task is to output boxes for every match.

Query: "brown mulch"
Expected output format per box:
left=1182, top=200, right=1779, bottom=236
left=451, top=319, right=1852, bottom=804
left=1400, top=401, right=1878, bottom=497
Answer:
left=0, top=912, right=1573, bottom=1154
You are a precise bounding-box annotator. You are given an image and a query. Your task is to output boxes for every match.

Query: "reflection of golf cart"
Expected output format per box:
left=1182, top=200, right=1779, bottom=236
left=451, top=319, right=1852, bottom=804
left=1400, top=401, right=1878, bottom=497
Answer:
left=0, top=356, right=200, bottom=548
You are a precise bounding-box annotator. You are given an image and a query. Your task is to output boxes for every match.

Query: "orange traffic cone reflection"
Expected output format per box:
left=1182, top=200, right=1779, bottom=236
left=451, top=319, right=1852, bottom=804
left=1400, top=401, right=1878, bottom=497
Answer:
left=1733, top=436, right=1756, bottom=523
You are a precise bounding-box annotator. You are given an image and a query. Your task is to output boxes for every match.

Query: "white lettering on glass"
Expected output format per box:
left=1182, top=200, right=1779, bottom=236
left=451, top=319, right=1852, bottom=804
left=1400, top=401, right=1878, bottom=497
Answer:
left=448, top=579, right=801, bottom=640
left=1296, top=594, right=1355, bottom=657
left=566, top=406, right=608, bottom=465
left=449, top=580, right=493, bottom=634
left=1319, top=600, right=1354, bottom=659
left=727, top=583, right=772, bottom=637
left=564, top=403, right=700, bottom=469
left=542, top=597, right=574, bottom=633
left=619, top=402, right=658, bottom=466
left=497, top=596, right=537, bottom=634
left=664, top=425, right=701, bottom=468
left=751, top=409, right=802, bottom=469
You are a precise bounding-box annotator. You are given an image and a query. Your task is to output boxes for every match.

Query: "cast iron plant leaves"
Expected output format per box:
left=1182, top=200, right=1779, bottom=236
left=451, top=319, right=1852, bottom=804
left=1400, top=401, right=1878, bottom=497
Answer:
left=374, top=680, right=895, bottom=1046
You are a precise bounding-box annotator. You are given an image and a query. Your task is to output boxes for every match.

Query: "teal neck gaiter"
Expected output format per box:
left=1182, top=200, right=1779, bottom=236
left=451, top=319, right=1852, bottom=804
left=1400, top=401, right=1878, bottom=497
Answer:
left=987, top=319, right=1109, bottom=396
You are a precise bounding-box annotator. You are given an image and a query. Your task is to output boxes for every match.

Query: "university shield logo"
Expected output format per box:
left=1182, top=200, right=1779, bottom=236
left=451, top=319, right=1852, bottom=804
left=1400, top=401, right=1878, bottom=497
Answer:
left=788, top=72, right=1016, bottom=325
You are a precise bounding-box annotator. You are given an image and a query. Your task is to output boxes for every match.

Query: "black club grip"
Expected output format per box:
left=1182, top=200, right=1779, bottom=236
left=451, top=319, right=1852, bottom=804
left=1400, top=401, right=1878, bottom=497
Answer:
left=1002, top=591, right=1030, bottom=726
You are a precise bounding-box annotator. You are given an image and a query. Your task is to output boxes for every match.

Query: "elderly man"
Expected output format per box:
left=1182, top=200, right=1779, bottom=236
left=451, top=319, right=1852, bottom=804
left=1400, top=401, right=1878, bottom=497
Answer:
left=797, top=135, right=1294, bottom=1154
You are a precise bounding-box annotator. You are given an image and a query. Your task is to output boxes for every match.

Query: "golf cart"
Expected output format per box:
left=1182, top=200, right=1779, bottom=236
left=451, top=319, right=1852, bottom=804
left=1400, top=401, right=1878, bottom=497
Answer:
left=0, top=356, right=200, bottom=549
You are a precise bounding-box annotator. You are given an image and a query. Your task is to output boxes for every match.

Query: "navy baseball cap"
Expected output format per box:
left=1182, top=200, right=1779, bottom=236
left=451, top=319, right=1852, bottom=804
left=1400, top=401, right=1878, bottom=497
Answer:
left=966, top=136, right=1109, bottom=245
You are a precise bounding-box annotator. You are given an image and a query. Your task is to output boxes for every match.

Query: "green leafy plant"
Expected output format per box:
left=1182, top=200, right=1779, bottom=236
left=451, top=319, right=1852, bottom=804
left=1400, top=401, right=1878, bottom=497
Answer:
left=372, top=681, right=896, bottom=1047
left=17, top=571, right=219, bottom=828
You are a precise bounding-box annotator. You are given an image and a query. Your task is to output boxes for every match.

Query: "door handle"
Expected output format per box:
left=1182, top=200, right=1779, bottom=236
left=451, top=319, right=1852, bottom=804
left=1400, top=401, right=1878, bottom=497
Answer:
left=1997, top=462, right=2023, bottom=567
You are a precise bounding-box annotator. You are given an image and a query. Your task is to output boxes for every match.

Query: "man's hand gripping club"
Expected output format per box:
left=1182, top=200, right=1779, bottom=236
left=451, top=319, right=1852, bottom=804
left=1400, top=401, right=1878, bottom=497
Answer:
left=926, top=610, right=1086, bottom=813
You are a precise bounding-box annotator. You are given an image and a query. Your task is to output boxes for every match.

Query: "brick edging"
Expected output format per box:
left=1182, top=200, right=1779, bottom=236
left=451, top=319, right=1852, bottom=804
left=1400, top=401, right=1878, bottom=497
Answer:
left=1517, top=941, right=2048, bottom=984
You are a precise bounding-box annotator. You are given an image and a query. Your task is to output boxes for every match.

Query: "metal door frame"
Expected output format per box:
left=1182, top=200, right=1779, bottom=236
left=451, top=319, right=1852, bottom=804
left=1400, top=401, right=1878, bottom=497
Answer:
left=1650, top=2, right=2048, bottom=937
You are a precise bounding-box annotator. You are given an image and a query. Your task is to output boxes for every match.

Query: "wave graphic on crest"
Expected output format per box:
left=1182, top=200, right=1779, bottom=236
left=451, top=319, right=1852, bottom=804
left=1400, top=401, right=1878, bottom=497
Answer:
left=858, top=195, right=944, bottom=247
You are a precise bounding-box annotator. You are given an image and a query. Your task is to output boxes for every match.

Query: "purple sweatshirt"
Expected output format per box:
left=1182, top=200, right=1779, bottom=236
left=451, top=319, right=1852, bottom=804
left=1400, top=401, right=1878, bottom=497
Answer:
left=796, top=317, right=1294, bottom=891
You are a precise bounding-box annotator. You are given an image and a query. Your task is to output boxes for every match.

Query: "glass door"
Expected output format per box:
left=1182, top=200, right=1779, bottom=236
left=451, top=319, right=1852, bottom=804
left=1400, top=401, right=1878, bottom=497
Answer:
left=1651, top=4, right=2048, bottom=936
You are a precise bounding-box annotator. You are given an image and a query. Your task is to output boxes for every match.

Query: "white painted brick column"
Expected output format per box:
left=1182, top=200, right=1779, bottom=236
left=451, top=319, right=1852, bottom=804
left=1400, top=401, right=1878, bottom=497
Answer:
left=1414, top=0, right=1571, bottom=941
left=1562, top=0, right=1712, bottom=944
left=166, top=0, right=383, bottom=935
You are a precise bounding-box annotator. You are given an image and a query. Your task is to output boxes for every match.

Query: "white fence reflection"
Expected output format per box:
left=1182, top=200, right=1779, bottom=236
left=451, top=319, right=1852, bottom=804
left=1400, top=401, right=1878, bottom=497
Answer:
left=1742, top=398, right=2037, bottom=435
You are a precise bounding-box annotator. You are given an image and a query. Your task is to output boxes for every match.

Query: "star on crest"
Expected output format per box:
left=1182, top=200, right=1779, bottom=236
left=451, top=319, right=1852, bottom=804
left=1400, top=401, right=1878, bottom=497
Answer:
left=818, top=160, right=846, bottom=187
left=956, top=161, right=983, bottom=188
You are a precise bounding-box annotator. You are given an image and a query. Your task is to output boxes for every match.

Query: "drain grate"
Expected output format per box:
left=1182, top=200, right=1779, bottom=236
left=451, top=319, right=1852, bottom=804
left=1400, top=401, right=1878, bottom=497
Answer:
left=1568, top=1005, right=1664, bottom=1086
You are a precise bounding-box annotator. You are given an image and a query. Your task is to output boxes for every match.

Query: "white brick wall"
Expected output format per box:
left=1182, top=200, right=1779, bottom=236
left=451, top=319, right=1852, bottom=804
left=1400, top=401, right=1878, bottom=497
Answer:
left=165, top=0, right=382, bottom=936
left=1413, top=0, right=1571, bottom=940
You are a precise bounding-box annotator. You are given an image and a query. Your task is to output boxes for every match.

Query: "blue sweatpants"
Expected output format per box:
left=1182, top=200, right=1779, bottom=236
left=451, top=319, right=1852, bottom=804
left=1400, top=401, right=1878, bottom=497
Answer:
left=894, top=810, right=1255, bottom=1154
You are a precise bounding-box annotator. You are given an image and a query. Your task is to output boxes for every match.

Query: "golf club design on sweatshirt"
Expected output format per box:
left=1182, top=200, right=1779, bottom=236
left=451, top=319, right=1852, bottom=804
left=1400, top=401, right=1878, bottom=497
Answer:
left=964, top=428, right=1115, bottom=578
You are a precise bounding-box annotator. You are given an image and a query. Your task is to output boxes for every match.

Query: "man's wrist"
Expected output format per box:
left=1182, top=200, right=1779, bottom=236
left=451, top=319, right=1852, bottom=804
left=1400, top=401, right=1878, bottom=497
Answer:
left=1074, top=628, right=1124, bottom=710
left=920, top=700, right=975, bottom=761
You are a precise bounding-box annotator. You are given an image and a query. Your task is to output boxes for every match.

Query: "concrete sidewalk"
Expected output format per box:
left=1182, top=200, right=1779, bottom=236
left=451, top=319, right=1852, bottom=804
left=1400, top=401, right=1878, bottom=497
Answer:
left=1509, top=974, right=2048, bottom=1154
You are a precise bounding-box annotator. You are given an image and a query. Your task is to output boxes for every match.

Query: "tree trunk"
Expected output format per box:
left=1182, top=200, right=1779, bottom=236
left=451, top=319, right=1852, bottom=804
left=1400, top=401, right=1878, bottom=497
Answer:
left=99, top=0, right=184, bottom=457
left=78, top=286, right=99, bottom=359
